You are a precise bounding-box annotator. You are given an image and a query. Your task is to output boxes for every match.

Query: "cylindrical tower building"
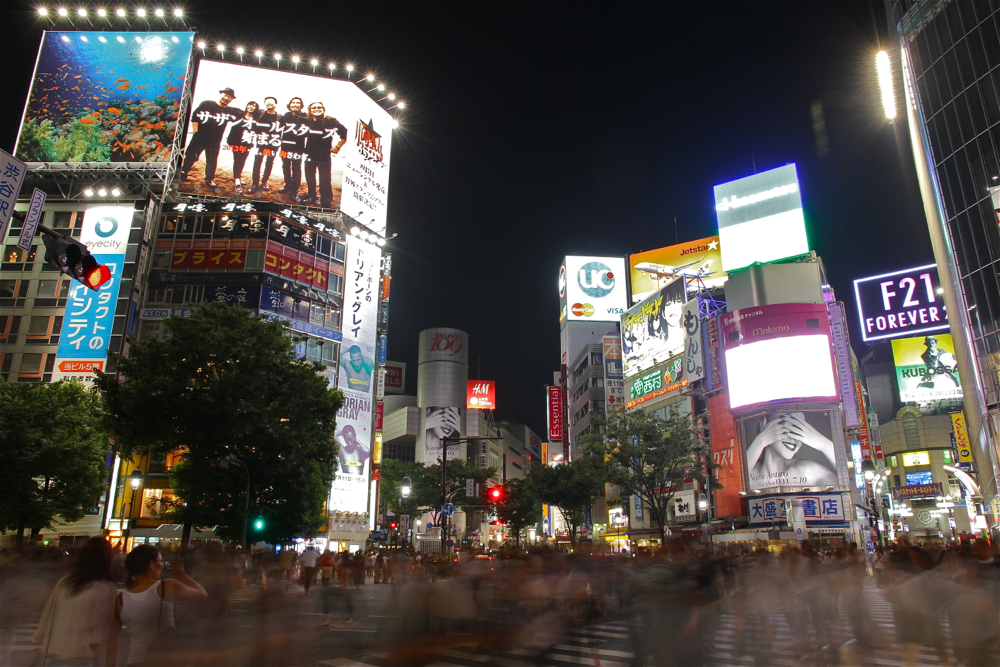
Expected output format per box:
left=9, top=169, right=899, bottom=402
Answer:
left=417, top=328, right=469, bottom=464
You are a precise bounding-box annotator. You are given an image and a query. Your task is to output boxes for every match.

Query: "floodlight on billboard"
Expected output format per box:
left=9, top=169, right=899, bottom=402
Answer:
left=853, top=264, right=948, bottom=342
left=559, top=256, right=628, bottom=322
left=178, top=60, right=394, bottom=235
left=628, top=236, right=726, bottom=303
left=722, top=303, right=838, bottom=412
left=713, top=164, right=809, bottom=272
left=621, top=278, right=686, bottom=379
left=891, top=333, right=963, bottom=403
left=16, top=32, right=193, bottom=163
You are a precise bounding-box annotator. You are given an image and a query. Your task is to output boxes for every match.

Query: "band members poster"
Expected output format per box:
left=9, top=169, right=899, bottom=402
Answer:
left=741, top=410, right=839, bottom=492
left=891, top=333, right=963, bottom=402
left=16, top=32, right=193, bottom=163
left=179, top=60, right=393, bottom=235
left=621, top=278, right=686, bottom=379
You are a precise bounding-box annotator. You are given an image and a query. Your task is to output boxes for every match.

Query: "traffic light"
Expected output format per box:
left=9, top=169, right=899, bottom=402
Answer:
left=42, top=234, right=111, bottom=290
left=254, top=518, right=264, bottom=531
left=487, top=486, right=503, bottom=501
left=389, top=521, right=398, bottom=530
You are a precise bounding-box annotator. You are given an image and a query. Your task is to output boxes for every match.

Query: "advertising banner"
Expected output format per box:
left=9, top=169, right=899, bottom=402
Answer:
left=625, top=356, right=686, bottom=409
left=602, top=335, right=625, bottom=414
left=338, top=240, right=380, bottom=394
left=16, top=32, right=193, bottom=163
left=547, top=386, right=564, bottom=441
left=747, top=493, right=845, bottom=524
left=673, top=490, right=696, bottom=522
left=828, top=303, right=859, bottom=427
left=559, top=256, right=628, bottom=323
left=628, top=236, right=726, bottom=303
left=892, top=482, right=944, bottom=500
left=891, top=333, right=963, bottom=402
left=178, top=60, right=393, bottom=234
left=713, top=164, right=809, bottom=272
left=681, top=298, right=705, bottom=383
left=740, top=410, right=838, bottom=492
left=329, top=388, right=372, bottom=513
left=383, top=360, right=405, bottom=394
left=853, top=264, right=948, bottom=342
left=722, top=303, right=838, bottom=412
left=424, top=406, right=463, bottom=462
left=705, top=314, right=723, bottom=391
left=467, top=380, right=496, bottom=410
left=621, top=278, right=686, bottom=379
left=52, top=205, right=134, bottom=382
left=951, top=413, right=973, bottom=463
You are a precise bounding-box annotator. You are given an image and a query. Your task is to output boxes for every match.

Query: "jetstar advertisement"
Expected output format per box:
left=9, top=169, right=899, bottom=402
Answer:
left=559, top=255, right=628, bottom=323
left=741, top=410, right=839, bottom=492
left=52, top=206, right=135, bottom=383
left=330, top=389, right=372, bottom=513
left=602, top=335, right=625, bottom=414
left=16, top=32, right=193, bottom=163
left=722, top=303, right=838, bottom=412
left=713, top=164, right=809, bottom=272
left=891, top=333, right=963, bottom=402
left=628, top=236, right=726, bottom=303
left=621, top=278, right=686, bottom=379
left=853, top=264, right=948, bottom=343
left=179, top=60, right=393, bottom=235
left=467, top=380, right=496, bottom=410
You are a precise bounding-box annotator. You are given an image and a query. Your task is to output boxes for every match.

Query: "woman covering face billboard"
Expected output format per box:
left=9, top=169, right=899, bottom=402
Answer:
left=741, top=410, right=838, bottom=491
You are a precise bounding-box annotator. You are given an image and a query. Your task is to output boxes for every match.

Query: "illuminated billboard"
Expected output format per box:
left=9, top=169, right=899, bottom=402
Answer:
left=559, top=256, right=628, bottom=322
left=628, top=236, right=726, bottom=303
left=891, top=333, right=963, bottom=402
left=740, top=409, right=838, bottom=491
left=179, top=60, right=393, bottom=235
left=625, top=355, right=687, bottom=409
left=467, top=380, right=496, bottom=410
left=853, top=264, right=948, bottom=342
left=621, top=278, right=686, bottom=379
left=722, top=303, right=838, bottom=412
left=713, top=164, right=809, bottom=272
left=16, top=32, right=193, bottom=163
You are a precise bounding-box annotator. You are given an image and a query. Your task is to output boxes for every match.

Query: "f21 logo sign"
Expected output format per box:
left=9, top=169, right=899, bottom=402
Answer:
left=853, top=264, right=949, bottom=342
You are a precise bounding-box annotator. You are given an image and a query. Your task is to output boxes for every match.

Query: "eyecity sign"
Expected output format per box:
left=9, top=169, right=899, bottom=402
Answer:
left=853, top=264, right=948, bottom=342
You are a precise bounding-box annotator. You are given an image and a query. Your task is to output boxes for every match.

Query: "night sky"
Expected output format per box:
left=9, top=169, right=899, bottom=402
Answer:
left=2, top=1, right=937, bottom=437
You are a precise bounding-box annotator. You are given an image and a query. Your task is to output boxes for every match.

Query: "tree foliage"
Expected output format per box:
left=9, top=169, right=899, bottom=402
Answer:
left=381, top=457, right=496, bottom=527
left=582, top=407, right=713, bottom=540
left=527, top=456, right=603, bottom=544
left=488, top=478, right=541, bottom=545
left=0, top=379, right=110, bottom=542
left=94, top=303, right=343, bottom=545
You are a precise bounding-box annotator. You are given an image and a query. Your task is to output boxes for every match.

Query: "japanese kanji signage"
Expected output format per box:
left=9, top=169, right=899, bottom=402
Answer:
left=602, top=335, right=624, bottom=414
left=951, top=413, right=973, bottom=464
left=747, top=494, right=845, bottom=524
left=0, top=150, right=26, bottom=243
left=171, top=246, right=247, bottom=271
left=52, top=206, right=134, bottom=382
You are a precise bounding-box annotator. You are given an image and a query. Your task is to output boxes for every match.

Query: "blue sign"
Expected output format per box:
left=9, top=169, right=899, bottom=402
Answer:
left=378, top=335, right=388, bottom=364
left=257, top=310, right=342, bottom=343
left=55, top=257, right=123, bottom=362
left=442, top=503, right=455, bottom=517
left=747, top=493, right=845, bottom=524
left=445, top=539, right=454, bottom=548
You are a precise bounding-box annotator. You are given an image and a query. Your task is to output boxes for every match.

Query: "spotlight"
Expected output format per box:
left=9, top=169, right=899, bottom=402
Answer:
left=154, top=8, right=164, bottom=17
left=77, top=8, right=87, bottom=16
left=389, top=118, right=399, bottom=129
left=84, top=188, right=95, bottom=197
left=351, top=227, right=360, bottom=236
left=366, top=74, right=374, bottom=82
left=328, top=63, right=335, bottom=71
left=377, top=84, right=385, bottom=91
left=38, top=7, right=48, bottom=16
left=97, top=8, right=107, bottom=17
left=254, top=50, right=263, bottom=57
left=274, top=53, right=281, bottom=61
left=110, top=187, right=121, bottom=196
left=197, top=41, right=206, bottom=48
left=116, top=7, right=126, bottom=17
left=292, top=55, right=300, bottom=63
left=97, top=188, right=108, bottom=196
left=876, top=50, right=896, bottom=120
left=236, top=47, right=244, bottom=54
left=397, top=102, right=405, bottom=109
left=387, top=93, right=395, bottom=100
left=310, top=59, right=318, bottom=66
left=58, top=7, right=68, bottom=17
left=136, top=8, right=145, bottom=17
left=376, top=237, right=386, bottom=247
left=173, top=8, right=182, bottom=17
left=346, top=64, right=354, bottom=72
left=217, top=44, right=225, bottom=51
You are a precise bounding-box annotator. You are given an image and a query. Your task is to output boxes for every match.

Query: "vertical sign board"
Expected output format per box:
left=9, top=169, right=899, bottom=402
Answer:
left=0, top=150, right=27, bottom=243
left=332, top=239, right=381, bottom=513
left=547, top=386, right=564, bottom=441
left=682, top=298, right=705, bottom=383
left=705, top=314, right=723, bottom=392
left=951, top=413, right=974, bottom=464
left=828, top=303, right=859, bottom=428
left=602, top=335, right=625, bottom=414
left=17, top=189, right=46, bottom=251
left=855, top=381, right=871, bottom=459
left=52, top=206, right=134, bottom=383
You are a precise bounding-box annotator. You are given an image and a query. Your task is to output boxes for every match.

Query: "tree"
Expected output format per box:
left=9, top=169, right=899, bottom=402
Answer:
left=381, top=458, right=496, bottom=530
left=527, top=457, right=604, bottom=546
left=94, top=303, right=343, bottom=546
left=488, top=478, right=541, bottom=545
left=582, top=407, right=714, bottom=545
left=0, top=379, right=110, bottom=543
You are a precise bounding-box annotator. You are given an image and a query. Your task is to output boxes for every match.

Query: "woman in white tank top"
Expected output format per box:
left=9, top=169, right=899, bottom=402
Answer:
left=115, top=545, right=207, bottom=666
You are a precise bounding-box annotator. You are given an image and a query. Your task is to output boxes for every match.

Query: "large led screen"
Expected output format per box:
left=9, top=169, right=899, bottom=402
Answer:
left=853, top=264, right=948, bottom=342
left=891, top=333, right=963, bottom=403
left=179, top=60, right=393, bottom=235
left=621, top=278, right=686, bottom=379
left=740, top=409, right=838, bottom=491
left=714, top=164, right=809, bottom=272
left=722, top=303, right=838, bottom=411
left=628, top=236, right=726, bottom=303
left=559, top=256, right=628, bottom=323
left=16, top=32, right=193, bottom=163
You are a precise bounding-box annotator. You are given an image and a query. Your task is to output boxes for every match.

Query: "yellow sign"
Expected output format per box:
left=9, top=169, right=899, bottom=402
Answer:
left=951, top=413, right=973, bottom=463
left=628, top=236, right=726, bottom=302
left=902, top=451, right=930, bottom=466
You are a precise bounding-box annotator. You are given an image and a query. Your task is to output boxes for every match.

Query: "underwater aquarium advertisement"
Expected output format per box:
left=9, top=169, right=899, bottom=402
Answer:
left=16, top=31, right=194, bottom=163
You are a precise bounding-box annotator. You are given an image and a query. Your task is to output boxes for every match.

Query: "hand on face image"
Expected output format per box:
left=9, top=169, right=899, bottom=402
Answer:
left=746, top=412, right=837, bottom=488
left=425, top=407, right=459, bottom=440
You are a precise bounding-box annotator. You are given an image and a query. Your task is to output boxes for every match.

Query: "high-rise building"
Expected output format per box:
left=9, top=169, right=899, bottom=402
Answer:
left=892, top=0, right=1000, bottom=526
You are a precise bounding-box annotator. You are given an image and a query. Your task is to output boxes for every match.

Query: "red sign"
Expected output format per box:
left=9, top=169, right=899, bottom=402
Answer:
left=467, top=380, right=496, bottom=410
left=547, top=386, right=564, bottom=441
left=381, top=275, right=391, bottom=301
left=57, top=360, right=103, bottom=373
left=375, top=402, right=384, bottom=430
left=171, top=247, right=246, bottom=270
left=856, top=380, right=872, bottom=459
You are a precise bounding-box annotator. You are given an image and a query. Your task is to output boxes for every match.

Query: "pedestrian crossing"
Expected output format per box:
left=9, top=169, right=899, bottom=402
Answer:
left=1, top=622, right=40, bottom=667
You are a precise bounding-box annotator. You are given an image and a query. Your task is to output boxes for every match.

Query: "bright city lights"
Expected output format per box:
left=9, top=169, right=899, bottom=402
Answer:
left=97, top=8, right=107, bottom=16
left=38, top=7, right=47, bottom=16
left=116, top=7, right=126, bottom=17
left=174, top=8, right=182, bottom=17
left=292, top=55, right=300, bottom=63
left=155, top=8, right=164, bottom=17
left=136, top=7, right=145, bottom=17
left=57, top=7, right=68, bottom=16
left=310, top=59, right=318, bottom=66
left=877, top=50, right=896, bottom=120
left=77, top=7, right=87, bottom=16
left=197, top=41, right=206, bottom=48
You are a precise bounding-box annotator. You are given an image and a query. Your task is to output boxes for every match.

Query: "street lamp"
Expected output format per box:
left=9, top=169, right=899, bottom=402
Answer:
left=123, top=469, right=144, bottom=550
left=935, top=496, right=957, bottom=541
left=861, top=460, right=885, bottom=548
left=400, top=476, right=412, bottom=548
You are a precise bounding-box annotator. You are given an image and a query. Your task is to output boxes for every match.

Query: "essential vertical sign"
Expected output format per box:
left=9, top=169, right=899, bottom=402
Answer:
left=547, top=385, right=564, bottom=441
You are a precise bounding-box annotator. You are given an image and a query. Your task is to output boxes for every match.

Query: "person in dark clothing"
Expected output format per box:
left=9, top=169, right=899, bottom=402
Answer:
left=226, top=101, right=258, bottom=193
left=248, top=96, right=281, bottom=194
left=300, top=101, right=348, bottom=208
left=181, top=87, right=240, bottom=187
left=277, top=97, right=307, bottom=200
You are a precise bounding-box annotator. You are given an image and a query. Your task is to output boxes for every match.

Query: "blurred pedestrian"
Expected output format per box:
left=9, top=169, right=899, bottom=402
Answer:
left=319, top=549, right=335, bottom=587
left=115, top=545, right=207, bottom=666
left=299, top=546, right=319, bottom=595
left=31, top=537, right=119, bottom=667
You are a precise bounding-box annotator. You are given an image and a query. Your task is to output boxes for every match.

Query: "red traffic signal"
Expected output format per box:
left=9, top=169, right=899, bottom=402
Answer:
left=42, top=234, right=111, bottom=290
left=389, top=521, right=398, bottom=530
left=487, top=486, right=503, bottom=501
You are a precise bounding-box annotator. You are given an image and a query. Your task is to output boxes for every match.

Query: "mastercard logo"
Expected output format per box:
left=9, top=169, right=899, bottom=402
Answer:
left=571, top=303, right=595, bottom=317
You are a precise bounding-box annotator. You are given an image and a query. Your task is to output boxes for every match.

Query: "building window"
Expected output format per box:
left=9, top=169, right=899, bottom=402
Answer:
left=19, top=353, right=44, bottom=375
left=383, top=442, right=415, bottom=462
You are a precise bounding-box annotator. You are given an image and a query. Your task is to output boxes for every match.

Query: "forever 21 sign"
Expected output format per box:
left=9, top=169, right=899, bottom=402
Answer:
left=853, top=264, right=949, bottom=342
